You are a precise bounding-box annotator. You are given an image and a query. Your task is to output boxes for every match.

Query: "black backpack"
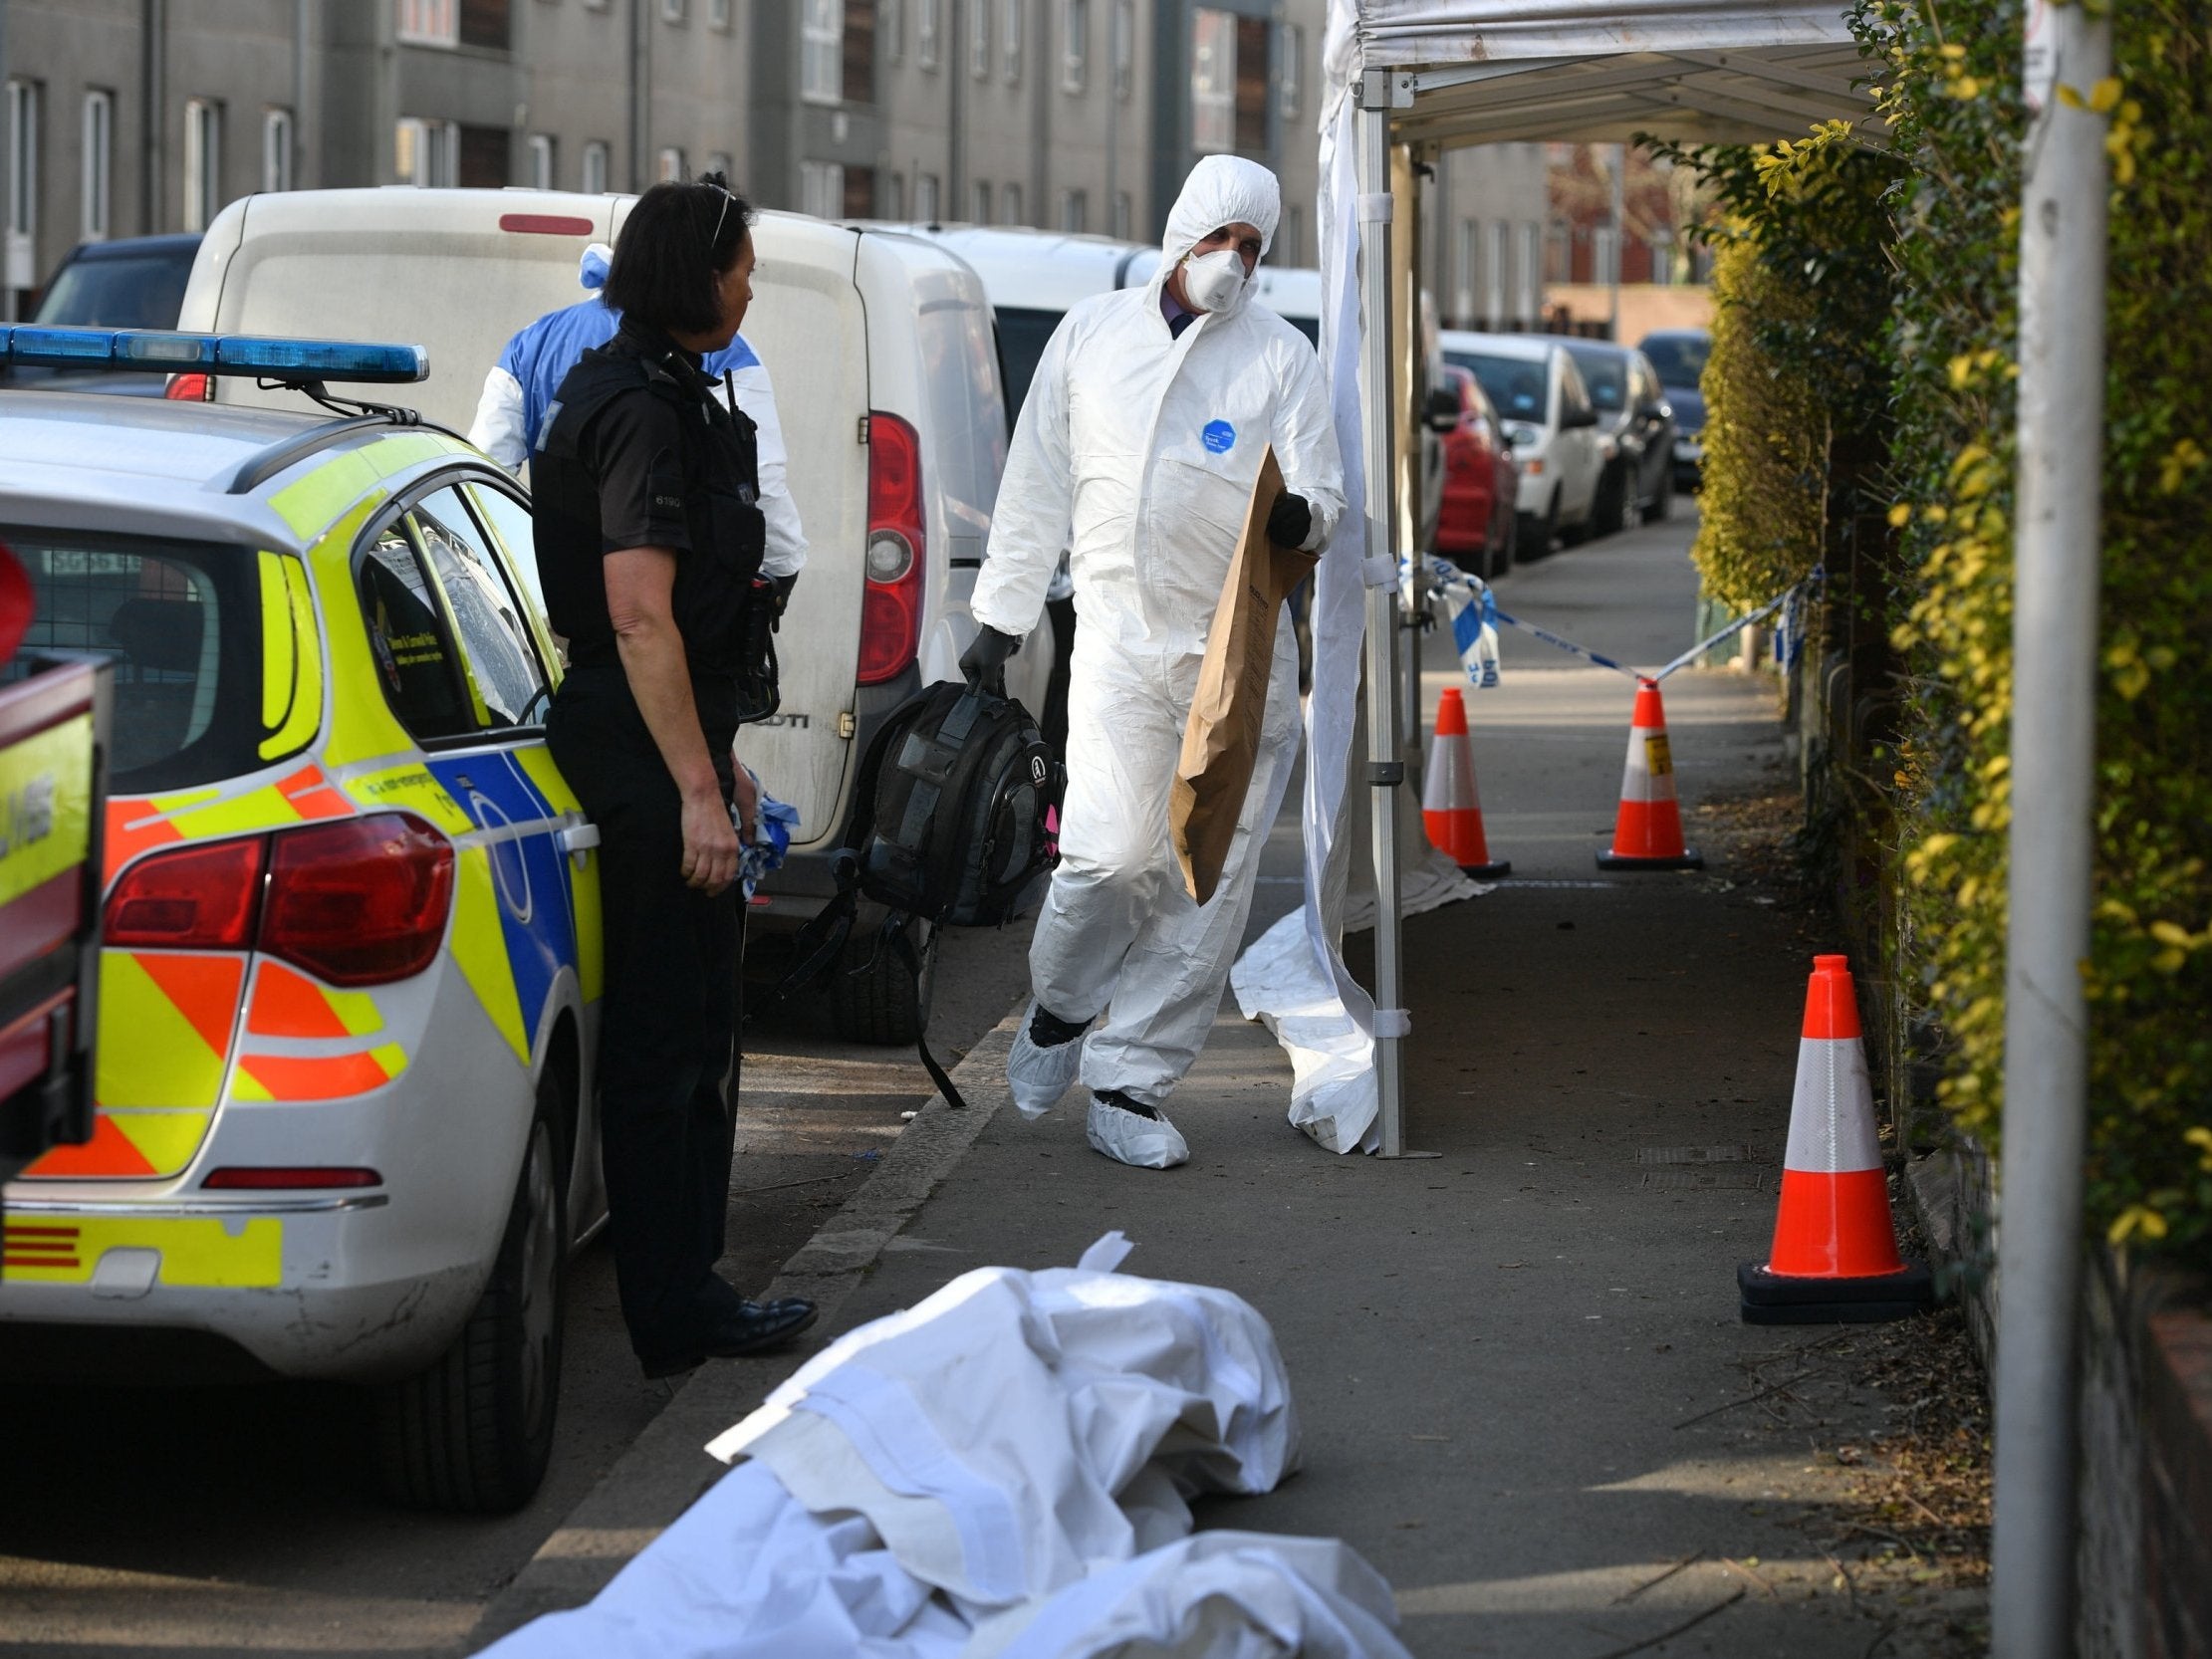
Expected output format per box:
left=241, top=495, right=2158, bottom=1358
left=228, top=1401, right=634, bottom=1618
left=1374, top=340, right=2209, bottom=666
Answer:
left=774, top=680, right=1059, bottom=1107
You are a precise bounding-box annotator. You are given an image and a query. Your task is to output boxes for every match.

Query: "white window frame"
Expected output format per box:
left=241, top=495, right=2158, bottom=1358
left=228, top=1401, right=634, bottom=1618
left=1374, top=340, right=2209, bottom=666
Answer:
left=882, top=0, right=904, bottom=63
left=1280, top=23, right=1303, bottom=120
left=1594, top=223, right=1618, bottom=288
left=1454, top=218, right=1475, bottom=322
left=527, top=132, right=556, bottom=189
left=660, top=0, right=686, bottom=22
left=262, top=107, right=294, bottom=194
left=967, top=0, right=990, bottom=80
left=1190, top=9, right=1233, bottom=154
left=7, top=80, right=40, bottom=285
left=395, top=0, right=459, bottom=47
left=971, top=178, right=991, bottom=224
left=916, top=0, right=941, bottom=69
left=1062, top=0, right=1091, bottom=93
left=1001, top=181, right=1022, bottom=225
left=395, top=115, right=456, bottom=188
left=1518, top=221, right=1542, bottom=327
left=800, top=158, right=846, bottom=218
left=1111, top=189, right=1130, bottom=240
left=1487, top=219, right=1509, bottom=324
left=803, top=0, right=846, bottom=106
left=656, top=145, right=686, bottom=182
left=581, top=139, right=611, bottom=194
left=706, top=150, right=733, bottom=183
left=81, top=90, right=113, bottom=240
left=1110, top=0, right=1131, bottom=99
left=183, top=98, right=224, bottom=231
left=1058, top=186, right=1086, bottom=233
left=709, top=0, right=732, bottom=26
left=914, top=170, right=940, bottom=222
left=1002, top=0, right=1023, bottom=82
left=1282, top=203, right=1303, bottom=266
left=887, top=170, right=905, bottom=218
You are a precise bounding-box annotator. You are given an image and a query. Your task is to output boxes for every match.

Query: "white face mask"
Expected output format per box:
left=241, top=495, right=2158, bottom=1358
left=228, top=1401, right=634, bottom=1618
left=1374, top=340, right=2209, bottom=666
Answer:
left=1181, top=246, right=1248, bottom=314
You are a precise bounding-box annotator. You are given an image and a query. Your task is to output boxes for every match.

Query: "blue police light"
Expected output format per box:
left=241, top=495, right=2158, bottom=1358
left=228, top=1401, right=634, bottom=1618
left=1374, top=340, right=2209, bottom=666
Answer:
left=2, top=328, right=427, bottom=384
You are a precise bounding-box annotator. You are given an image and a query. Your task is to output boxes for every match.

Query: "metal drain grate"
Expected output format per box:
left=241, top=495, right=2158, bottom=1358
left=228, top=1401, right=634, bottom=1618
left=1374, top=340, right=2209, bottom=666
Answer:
left=1639, top=1166, right=1769, bottom=1191
left=1633, top=1145, right=1763, bottom=1165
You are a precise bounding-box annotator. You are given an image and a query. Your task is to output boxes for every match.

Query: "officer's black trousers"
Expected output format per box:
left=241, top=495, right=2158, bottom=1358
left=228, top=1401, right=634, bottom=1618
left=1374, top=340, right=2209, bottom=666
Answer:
left=548, top=663, right=740, bottom=1364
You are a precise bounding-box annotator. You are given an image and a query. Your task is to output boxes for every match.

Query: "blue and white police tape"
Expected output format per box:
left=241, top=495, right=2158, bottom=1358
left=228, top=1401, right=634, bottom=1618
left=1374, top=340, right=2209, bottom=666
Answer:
left=1423, top=557, right=1502, bottom=689
left=736, top=769, right=800, bottom=899
left=1648, top=572, right=1822, bottom=682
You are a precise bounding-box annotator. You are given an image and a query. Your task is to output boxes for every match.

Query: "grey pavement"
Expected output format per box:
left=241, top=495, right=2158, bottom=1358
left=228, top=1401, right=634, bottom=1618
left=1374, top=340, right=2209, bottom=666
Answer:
left=474, top=509, right=1967, bottom=1656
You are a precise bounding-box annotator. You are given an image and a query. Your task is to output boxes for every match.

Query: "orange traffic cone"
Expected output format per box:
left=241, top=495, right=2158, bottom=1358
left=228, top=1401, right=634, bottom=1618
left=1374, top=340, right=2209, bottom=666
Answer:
left=1739, top=954, right=1933, bottom=1323
left=1598, top=677, right=1703, bottom=870
left=1422, top=688, right=1510, bottom=878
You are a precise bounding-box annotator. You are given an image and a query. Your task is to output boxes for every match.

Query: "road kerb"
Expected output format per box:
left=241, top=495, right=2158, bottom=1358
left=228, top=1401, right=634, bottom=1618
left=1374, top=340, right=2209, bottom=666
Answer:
left=464, top=1001, right=1027, bottom=1652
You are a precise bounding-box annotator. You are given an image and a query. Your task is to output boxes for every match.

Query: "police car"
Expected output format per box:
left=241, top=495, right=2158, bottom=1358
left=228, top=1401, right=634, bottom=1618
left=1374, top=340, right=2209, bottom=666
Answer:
left=0, top=326, right=602, bottom=1514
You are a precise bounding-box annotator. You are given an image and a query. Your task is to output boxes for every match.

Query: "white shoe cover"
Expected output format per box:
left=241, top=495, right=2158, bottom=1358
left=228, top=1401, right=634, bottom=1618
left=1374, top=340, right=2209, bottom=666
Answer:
left=1086, top=1095, right=1190, bottom=1169
left=1007, top=1009, right=1087, bottom=1119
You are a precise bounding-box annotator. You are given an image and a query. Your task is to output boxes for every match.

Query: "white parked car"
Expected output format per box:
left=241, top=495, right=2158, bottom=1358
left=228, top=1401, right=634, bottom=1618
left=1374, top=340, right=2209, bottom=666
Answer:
left=1439, top=331, right=1605, bottom=556
left=178, top=188, right=1046, bottom=1042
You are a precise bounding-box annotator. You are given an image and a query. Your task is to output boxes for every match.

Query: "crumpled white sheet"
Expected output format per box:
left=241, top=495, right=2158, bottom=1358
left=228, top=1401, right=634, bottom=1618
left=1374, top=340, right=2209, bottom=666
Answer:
left=477, top=1236, right=1410, bottom=1659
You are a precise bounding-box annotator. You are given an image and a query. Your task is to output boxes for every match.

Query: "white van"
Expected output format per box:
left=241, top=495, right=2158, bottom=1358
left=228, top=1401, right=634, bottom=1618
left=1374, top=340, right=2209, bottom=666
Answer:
left=1439, top=330, right=1605, bottom=557
left=178, top=187, right=1045, bottom=1040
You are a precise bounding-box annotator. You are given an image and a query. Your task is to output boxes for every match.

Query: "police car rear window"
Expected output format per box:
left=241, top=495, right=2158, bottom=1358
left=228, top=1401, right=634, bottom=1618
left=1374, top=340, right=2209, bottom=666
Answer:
left=0, top=527, right=265, bottom=794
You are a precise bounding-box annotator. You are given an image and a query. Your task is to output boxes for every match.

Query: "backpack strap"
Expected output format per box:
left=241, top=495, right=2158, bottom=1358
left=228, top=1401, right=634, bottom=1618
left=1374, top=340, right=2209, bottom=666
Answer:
left=882, top=911, right=968, bottom=1111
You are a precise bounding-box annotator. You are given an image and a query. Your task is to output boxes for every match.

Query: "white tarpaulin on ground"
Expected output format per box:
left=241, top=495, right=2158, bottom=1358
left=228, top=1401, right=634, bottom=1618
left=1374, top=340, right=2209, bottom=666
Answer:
left=1235, top=0, right=1868, bottom=1154
left=476, top=1235, right=1413, bottom=1659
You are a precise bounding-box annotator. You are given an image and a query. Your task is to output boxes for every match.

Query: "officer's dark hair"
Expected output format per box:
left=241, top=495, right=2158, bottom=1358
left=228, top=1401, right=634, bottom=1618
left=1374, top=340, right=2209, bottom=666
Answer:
left=604, top=172, right=756, bottom=338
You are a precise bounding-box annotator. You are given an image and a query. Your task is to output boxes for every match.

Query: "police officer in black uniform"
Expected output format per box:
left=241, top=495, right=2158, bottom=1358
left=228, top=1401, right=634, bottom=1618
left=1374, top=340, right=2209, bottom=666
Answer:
left=531, top=176, right=815, bottom=1378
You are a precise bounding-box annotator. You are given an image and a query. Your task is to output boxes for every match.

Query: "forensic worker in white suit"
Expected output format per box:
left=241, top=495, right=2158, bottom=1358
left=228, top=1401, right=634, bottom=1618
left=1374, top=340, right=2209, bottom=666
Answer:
left=960, top=155, right=1345, bottom=1170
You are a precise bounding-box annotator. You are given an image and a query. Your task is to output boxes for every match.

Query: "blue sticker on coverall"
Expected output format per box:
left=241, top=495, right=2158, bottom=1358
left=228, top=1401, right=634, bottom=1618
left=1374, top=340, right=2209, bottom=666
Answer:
left=1202, top=420, right=1237, bottom=453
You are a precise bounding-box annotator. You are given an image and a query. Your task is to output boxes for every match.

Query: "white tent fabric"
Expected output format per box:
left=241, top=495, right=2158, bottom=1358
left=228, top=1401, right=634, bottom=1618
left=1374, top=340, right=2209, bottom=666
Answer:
left=477, top=1236, right=1413, bottom=1659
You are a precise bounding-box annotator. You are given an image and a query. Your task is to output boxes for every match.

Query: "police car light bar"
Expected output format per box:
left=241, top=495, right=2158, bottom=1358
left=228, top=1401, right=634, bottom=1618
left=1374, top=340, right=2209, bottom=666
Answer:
left=1, top=328, right=428, bottom=384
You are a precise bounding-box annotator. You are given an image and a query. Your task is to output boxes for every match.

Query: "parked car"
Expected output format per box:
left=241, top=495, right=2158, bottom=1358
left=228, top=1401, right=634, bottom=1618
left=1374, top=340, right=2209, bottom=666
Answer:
left=1440, top=331, right=1604, bottom=557
left=1429, top=364, right=1519, bottom=579
left=177, top=188, right=1046, bottom=1043
left=0, top=327, right=602, bottom=1514
left=0, top=234, right=201, bottom=395
left=1639, top=328, right=1711, bottom=491
left=1562, top=339, right=1676, bottom=534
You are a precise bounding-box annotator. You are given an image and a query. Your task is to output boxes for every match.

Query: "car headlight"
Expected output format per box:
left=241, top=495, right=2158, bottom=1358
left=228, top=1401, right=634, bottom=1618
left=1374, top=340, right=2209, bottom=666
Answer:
left=1507, top=422, right=1542, bottom=450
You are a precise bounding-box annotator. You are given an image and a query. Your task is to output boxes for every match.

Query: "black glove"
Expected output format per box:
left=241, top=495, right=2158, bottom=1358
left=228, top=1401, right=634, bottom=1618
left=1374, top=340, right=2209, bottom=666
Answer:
left=959, top=625, right=1021, bottom=697
left=1267, top=491, right=1314, bottom=550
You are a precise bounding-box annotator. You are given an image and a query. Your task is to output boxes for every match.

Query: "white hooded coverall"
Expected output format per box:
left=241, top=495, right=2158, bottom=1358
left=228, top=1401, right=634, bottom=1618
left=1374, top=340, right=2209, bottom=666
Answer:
left=970, top=156, right=1347, bottom=1106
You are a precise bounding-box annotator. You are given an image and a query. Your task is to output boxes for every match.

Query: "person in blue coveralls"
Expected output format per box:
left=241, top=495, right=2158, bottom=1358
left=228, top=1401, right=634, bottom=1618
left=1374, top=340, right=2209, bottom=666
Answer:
left=469, top=241, right=808, bottom=587
left=960, top=155, right=1346, bottom=1170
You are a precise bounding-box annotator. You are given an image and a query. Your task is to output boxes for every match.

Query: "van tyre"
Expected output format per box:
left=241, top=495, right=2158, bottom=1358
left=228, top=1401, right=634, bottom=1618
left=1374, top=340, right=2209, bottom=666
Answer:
left=1642, top=468, right=1673, bottom=524
left=1515, top=492, right=1558, bottom=563
left=1594, top=463, right=1629, bottom=537
left=371, top=1071, right=566, bottom=1515
left=829, top=914, right=936, bottom=1046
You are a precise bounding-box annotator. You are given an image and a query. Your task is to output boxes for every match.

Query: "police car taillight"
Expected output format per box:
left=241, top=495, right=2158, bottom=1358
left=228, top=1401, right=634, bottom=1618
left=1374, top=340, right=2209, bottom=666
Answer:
left=859, top=410, right=926, bottom=686
left=104, top=814, right=453, bottom=986
left=260, top=816, right=454, bottom=987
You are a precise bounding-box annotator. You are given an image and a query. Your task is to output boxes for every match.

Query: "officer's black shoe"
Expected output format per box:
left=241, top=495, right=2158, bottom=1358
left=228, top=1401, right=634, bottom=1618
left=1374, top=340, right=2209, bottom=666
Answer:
left=697, top=1295, right=820, bottom=1358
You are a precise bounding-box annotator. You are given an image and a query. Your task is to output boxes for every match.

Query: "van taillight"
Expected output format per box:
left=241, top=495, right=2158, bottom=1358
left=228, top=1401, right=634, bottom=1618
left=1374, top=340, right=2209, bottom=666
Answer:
left=107, top=837, right=265, bottom=949
left=859, top=410, right=926, bottom=685
left=103, top=814, right=453, bottom=986
left=164, top=372, right=210, bottom=401
left=261, top=816, right=454, bottom=986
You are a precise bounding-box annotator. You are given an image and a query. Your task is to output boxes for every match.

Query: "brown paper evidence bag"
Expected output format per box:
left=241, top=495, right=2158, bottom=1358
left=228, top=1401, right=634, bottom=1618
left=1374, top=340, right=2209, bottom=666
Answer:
left=1169, top=446, right=1319, bottom=906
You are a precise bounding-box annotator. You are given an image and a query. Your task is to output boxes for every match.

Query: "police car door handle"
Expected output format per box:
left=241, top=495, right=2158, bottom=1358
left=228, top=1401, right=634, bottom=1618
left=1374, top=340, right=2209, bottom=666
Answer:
left=558, top=822, right=601, bottom=867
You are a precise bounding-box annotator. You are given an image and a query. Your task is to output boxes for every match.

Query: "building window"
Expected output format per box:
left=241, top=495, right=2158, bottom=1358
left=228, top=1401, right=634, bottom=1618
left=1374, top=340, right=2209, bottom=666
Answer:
left=1454, top=218, right=1475, bottom=322
left=1487, top=219, right=1509, bottom=324
left=967, top=0, right=989, bottom=79
left=801, top=158, right=846, bottom=218
left=1281, top=203, right=1303, bottom=266
left=917, top=0, right=941, bottom=69
left=396, top=0, right=459, bottom=47
left=710, top=0, right=732, bottom=25
left=1058, top=187, right=1086, bottom=233
left=887, top=171, right=905, bottom=218
left=706, top=150, right=733, bottom=182
left=581, top=140, right=610, bottom=194
left=82, top=91, right=113, bottom=240
left=1062, top=0, right=1090, bottom=93
left=1519, top=221, right=1542, bottom=326
left=262, top=107, right=294, bottom=193
left=914, top=171, right=939, bottom=222
left=971, top=178, right=991, bottom=224
left=882, top=0, right=903, bottom=62
left=656, top=146, right=686, bottom=182
left=1001, top=181, right=1022, bottom=224
left=1111, top=189, right=1130, bottom=240
left=183, top=98, right=224, bottom=230
left=803, top=0, right=846, bottom=105
left=395, top=116, right=456, bottom=188
left=661, top=0, right=685, bottom=22
left=1649, top=229, right=1674, bottom=287
left=1190, top=9, right=1232, bottom=153
left=1002, top=0, right=1023, bottom=82
left=1110, top=0, right=1131, bottom=99
left=528, top=133, right=556, bottom=189
left=1280, top=23, right=1303, bottom=120
left=7, top=80, right=41, bottom=283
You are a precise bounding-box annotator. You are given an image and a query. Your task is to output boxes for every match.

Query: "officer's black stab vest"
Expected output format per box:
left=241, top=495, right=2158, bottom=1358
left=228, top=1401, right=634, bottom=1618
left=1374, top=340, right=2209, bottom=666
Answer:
left=532, top=324, right=768, bottom=710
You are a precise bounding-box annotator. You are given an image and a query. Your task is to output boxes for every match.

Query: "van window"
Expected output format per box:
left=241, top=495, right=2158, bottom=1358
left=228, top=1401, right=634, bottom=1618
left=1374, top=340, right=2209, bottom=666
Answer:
left=0, top=527, right=263, bottom=792
left=408, top=487, right=551, bottom=730
left=994, top=305, right=1064, bottom=429
left=358, top=520, right=475, bottom=742
left=917, top=294, right=1008, bottom=517
left=1449, top=352, right=1548, bottom=424
left=1559, top=356, right=1595, bottom=424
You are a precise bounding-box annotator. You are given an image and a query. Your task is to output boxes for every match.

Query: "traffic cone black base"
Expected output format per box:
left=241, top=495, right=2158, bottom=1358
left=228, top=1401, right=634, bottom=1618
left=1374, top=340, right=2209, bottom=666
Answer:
left=1460, top=857, right=1512, bottom=878
left=1598, top=847, right=1703, bottom=871
left=1738, top=1261, right=1934, bottom=1325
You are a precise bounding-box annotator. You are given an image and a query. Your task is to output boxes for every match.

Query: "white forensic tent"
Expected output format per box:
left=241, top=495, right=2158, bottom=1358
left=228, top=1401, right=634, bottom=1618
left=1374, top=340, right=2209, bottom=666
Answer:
left=1261, top=2, right=2113, bottom=1653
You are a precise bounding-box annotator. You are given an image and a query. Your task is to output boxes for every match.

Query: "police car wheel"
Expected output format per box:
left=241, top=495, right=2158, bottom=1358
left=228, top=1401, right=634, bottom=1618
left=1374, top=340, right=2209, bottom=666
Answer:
left=828, top=914, right=937, bottom=1047
left=370, top=1071, right=569, bottom=1514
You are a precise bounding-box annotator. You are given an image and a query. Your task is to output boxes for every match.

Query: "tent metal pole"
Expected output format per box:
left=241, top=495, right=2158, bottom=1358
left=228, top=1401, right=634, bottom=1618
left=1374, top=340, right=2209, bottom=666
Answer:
left=1357, top=75, right=1407, bottom=1158
left=1991, top=1, right=2110, bottom=1650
